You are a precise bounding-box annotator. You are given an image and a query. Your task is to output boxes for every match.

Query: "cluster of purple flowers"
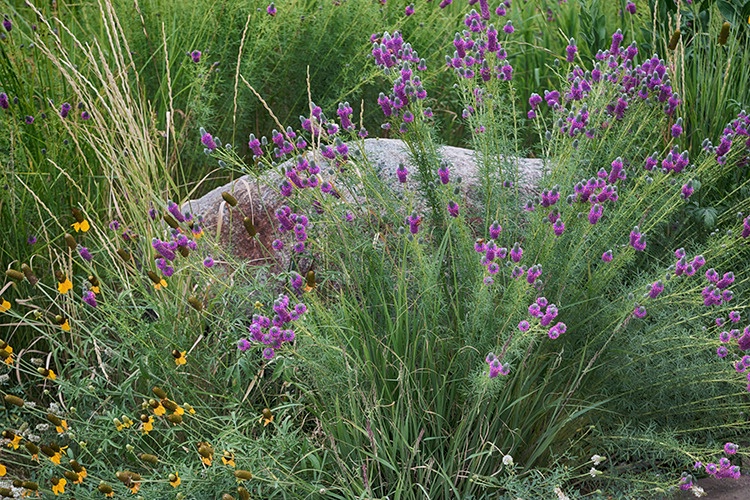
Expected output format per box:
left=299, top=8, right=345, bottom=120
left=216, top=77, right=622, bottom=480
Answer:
left=643, top=146, right=690, bottom=174
left=239, top=294, right=306, bottom=360
left=702, top=267, right=734, bottom=307
left=151, top=225, right=198, bottom=278
left=629, top=226, right=646, bottom=251
left=700, top=456, right=741, bottom=480
left=485, top=352, right=510, bottom=378
left=200, top=127, right=218, bottom=152
left=523, top=296, right=567, bottom=339
left=371, top=31, right=428, bottom=131
left=703, top=109, right=750, bottom=166
left=272, top=205, right=310, bottom=254
left=531, top=31, right=682, bottom=141
left=673, top=248, right=705, bottom=277
left=571, top=160, right=622, bottom=225
left=445, top=3, right=514, bottom=85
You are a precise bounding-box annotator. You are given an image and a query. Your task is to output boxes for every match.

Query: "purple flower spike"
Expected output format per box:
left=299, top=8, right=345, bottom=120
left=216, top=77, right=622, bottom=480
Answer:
left=630, top=227, right=646, bottom=252
left=437, top=164, right=450, bottom=184
left=0, top=93, right=8, bottom=109
left=3, top=16, right=11, bottom=32
left=626, top=1, right=636, bottom=14
left=553, top=218, right=565, bottom=236
left=82, top=290, right=97, bottom=308
left=671, top=118, right=683, bottom=138
left=396, top=163, right=408, bottom=183
left=489, top=221, right=502, bottom=240
left=725, top=442, right=739, bottom=455
left=565, top=38, right=577, bottom=63
left=633, top=305, right=647, bottom=318
left=78, top=246, right=93, bottom=262
left=510, top=242, right=523, bottom=263
left=60, top=102, right=71, bottom=118
left=649, top=281, right=664, bottom=299
left=503, top=21, right=514, bottom=34
left=191, top=50, right=201, bottom=63
left=447, top=201, right=460, bottom=218
left=602, top=250, right=613, bottom=262
left=203, top=256, right=215, bottom=268
left=518, top=320, right=530, bottom=332
left=405, top=3, right=414, bottom=16
left=238, top=339, right=251, bottom=351
left=267, top=2, right=277, bottom=16
left=200, top=127, right=217, bottom=151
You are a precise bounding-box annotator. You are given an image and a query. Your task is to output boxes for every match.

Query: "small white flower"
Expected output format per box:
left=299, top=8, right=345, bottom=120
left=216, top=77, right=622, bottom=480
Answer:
left=502, top=454, right=514, bottom=467
left=590, top=454, right=606, bottom=466
left=690, top=485, right=706, bottom=497
left=0, top=373, right=9, bottom=384
left=589, top=467, right=603, bottom=477
left=554, top=486, right=570, bottom=500
left=35, top=423, right=50, bottom=432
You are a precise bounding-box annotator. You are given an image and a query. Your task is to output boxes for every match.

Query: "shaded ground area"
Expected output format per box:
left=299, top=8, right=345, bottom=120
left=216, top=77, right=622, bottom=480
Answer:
left=675, top=474, right=750, bottom=499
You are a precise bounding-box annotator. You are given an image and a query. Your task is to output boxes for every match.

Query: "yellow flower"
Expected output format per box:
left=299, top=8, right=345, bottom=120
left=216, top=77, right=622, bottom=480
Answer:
left=172, top=350, right=187, bottom=366
left=169, top=472, right=181, bottom=488
left=222, top=451, right=236, bottom=467
left=5, top=431, right=21, bottom=450
left=151, top=399, right=166, bottom=416
left=51, top=477, right=66, bottom=495
left=254, top=301, right=264, bottom=309
left=72, top=219, right=90, bottom=233
left=41, top=444, right=68, bottom=465
left=260, top=408, right=274, bottom=427
left=0, top=462, right=6, bottom=476
left=198, top=442, right=214, bottom=466
left=1, top=343, right=14, bottom=365
left=56, top=420, right=68, bottom=434
left=60, top=319, right=71, bottom=332
left=184, top=403, right=196, bottom=415
left=148, top=271, right=167, bottom=290
left=38, top=367, right=57, bottom=381
left=140, top=415, right=154, bottom=434
left=57, top=278, right=73, bottom=294
left=69, top=460, right=87, bottom=483
left=0, top=298, right=10, bottom=312
left=91, top=285, right=100, bottom=294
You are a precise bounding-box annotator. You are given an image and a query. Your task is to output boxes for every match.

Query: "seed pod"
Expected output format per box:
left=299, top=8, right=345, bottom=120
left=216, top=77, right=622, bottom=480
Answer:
left=21, top=481, right=39, bottom=491
left=4, top=394, right=24, bottom=407
left=0, top=350, right=11, bottom=362
left=40, top=444, right=56, bottom=457
left=198, top=443, right=213, bottom=458
left=179, top=246, right=190, bottom=258
left=668, top=29, right=681, bottom=50
left=237, top=486, right=250, bottom=500
left=50, top=441, right=61, bottom=452
left=47, top=413, right=63, bottom=426
left=188, top=297, right=203, bottom=311
left=234, top=469, right=253, bottom=480
left=70, top=459, right=84, bottom=473
left=38, top=367, right=53, bottom=378
left=2, top=430, right=16, bottom=441
left=25, top=441, right=40, bottom=456
left=117, top=248, right=132, bottom=262
left=222, top=495, right=236, bottom=500
left=152, top=386, right=167, bottom=399
left=163, top=213, right=180, bottom=229
left=162, top=399, right=178, bottom=411
left=98, top=481, right=114, bottom=494
left=71, top=207, right=85, bottom=223
left=0, top=488, right=12, bottom=496
left=21, top=264, right=38, bottom=285
left=116, top=471, right=131, bottom=483
left=63, top=471, right=80, bottom=482
left=88, top=275, right=99, bottom=287
left=719, top=21, right=730, bottom=45
left=306, top=270, right=316, bottom=289
left=149, top=398, right=160, bottom=409
left=55, top=315, right=66, bottom=325
left=167, top=413, right=183, bottom=424
left=12, top=480, right=22, bottom=488
left=5, top=269, right=24, bottom=281
left=64, top=233, right=77, bottom=250
left=147, top=271, right=163, bottom=285
left=243, top=217, right=257, bottom=238
left=139, top=453, right=158, bottom=465
left=222, top=191, right=238, bottom=207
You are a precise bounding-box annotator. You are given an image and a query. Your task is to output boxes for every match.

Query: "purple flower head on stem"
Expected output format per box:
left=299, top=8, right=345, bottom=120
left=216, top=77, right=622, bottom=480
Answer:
left=191, top=50, right=201, bottom=63
left=447, top=201, right=460, bottom=218
left=626, top=1, right=636, bottom=14
left=503, top=21, right=514, bottom=34
left=510, top=242, right=523, bottom=263
left=602, top=250, right=613, bottom=262
left=267, top=2, right=277, bottom=16
left=82, top=291, right=97, bottom=308
left=203, top=256, right=215, bottom=268
left=565, top=38, right=577, bottom=63
left=78, top=246, right=93, bottom=262
left=200, top=127, right=217, bottom=151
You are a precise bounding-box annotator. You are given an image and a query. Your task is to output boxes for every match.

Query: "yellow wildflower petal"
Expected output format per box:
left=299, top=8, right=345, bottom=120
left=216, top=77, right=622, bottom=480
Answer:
left=173, top=351, right=187, bottom=366
left=222, top=451, right=236, bottom=468
left=57, top=279, right=73, bottom=294
left=50, top=451, right=62, bottom=465
left=61, top=319, right=71, bottom=332
left=9, top=434, right=21, bottom=450
left=0, top=298, right=10, bottom=312
left=0, top=463, right=6, bottom=476
left=169, top=472, right=181, bottom=488
left=91, top=286, right=100, bottom=294
left=260, top=408, right=274, bottom=427
left=52, top=478, right=66, bottom=495
left=154, top=403, right=166, bottom=416
left=160, top=279, right=167, bottom=288
left=141, top=417, right=154, bottom=435
left=47, top=369, right=57, bottom=381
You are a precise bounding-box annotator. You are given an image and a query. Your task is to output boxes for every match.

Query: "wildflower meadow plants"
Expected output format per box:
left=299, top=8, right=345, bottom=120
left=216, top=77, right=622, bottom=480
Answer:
left=3, top=0, right=750, bottom=499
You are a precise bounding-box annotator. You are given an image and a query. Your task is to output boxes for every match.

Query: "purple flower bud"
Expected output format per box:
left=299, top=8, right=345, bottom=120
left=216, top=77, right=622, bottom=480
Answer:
left=633, top=305, right=647, bottom=318
left=518, top=320, right=530, bottom=332
left=489, top=221, right=502, bottom=239
left=438, top=165, right=450, bottom=184
left=0, top=93, right=8, bottom=109
left=626, top=1, right=636, bottom=14
left=82, top=291, right=97, bottom=308
left=447, top=201, right=460, bottom=218
left=203, top=256, right=215, bottom=268
left=510, top=242, right=523, bottom=263
left=267, top=2, right=277, bottom=16
left=565, top=38, right=577, bottom=63
left=553, top=218, right=565, bottom=236
left=78, top=246, right=93, bottom=262
left=649, top=281, right=664, bottom=299
left=200, top=127, right=217, bottom=151
left=405, top=3, right=414, bottom=16
left=3, top=17, right=11, bottom=32
left=503, top=21, right=514, bottom=34
left=191, top=50, right=201, bottom=63
left=602, top=250, right=613, bottom=262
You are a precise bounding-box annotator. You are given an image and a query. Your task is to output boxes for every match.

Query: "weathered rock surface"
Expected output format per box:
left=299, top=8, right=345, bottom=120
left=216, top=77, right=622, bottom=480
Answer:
left=183, top=138, right=545, bottom=262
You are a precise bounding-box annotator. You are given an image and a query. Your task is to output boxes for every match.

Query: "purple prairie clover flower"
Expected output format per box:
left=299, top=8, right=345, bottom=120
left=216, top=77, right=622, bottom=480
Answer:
left=510, top=242, right=523, bottom=263
left=717, top=272, right=735, bottom=289
left=553, top=218, right=565, bottom=236
left=82, top=291, right=97, bottom=308
left=633, top=305, right=647, bottom=318
left=262, top=347, right=275, bottom=360
left=730, top=311, right=741, bottom=323
left=499, top=64, right=513, bottom=81
left=25, top=115, right=34, bottom=124
left=447, top=201, right=460, bottom=218
left=487, top=262, right=500, bottom=274
left=649, top=281, right=664, bottom=299
left=738, top=329, right=750, bottom=350
left=0, top=93, right=8, bottom=109
left=518, top=320, right=530, bottom=332
left=474, top=239, right=487, bottom=253
left=705, top=268, right=719, bottom=283
left=266, top=2, right=276, bottom=16
left=588, top=203, right=604, bottom=225
left=402, top=110, right=414, bottom=123
left=27, top=235, right=37, bottom=245
left=406, top=213, right=422, bottom=234
left=540, top=305, right=558, bottom=326
left=405, top=3, right=414, bottom=15
left=602, top=250, right=613, bottom=262
left=438, top=164, right=450, bottom=184
left=511, top=265, right=526, bottom=280
left=742, top=216, right=750, bottom=238
left=483, top=276, right=494, bottom=285
left=3, top=16, right=11, bottom=32
left=528, top=92, right=542, bottom=111
left=679, top=474, right=694, bottom=491
left=537, top=297, right=549, bottom=308
left=725, top=442, right=739, bottom=455
left=716, top=317, right=725, bottom=327
left=720, top=331, right=731, bottom=343
left=718, top=345, right=729, bottom=358
left=60, top=102, right=71, bottom=118
left=203, top=256, right=215, bottom=268
left=544, top=90, right=560, bottom=108
left=190, top=50, right=201, bottom=63
left=479, top=0, right=490, bottom=19
left=439, top=0, right=452, bottom=8
left=671, top=118, right=683, bottom=138
left=630, top=227, right=646, bottom=251
left=108, top=220, right=120, bottom=231
left=503, top=21, right=514, bottom=34
left=200, top=127, right=217, bottom=151
left=81, top=111, right=91, bottom=120
left=167, top=200, right=186, bottom=223
left=78, top=246, right=93, bottom=262
left=162, top=266, right=174, bottom=278
left=396, top=163, right=408, bottom=183
left=626, top=1, right=636, bottom=14
left=565, top=38, right=577, bottom=63
left=489, top=221, right=502, bottom=239
left=692, top=254, right=706, bottom=270
left=238, top=338, right=251, bottom=351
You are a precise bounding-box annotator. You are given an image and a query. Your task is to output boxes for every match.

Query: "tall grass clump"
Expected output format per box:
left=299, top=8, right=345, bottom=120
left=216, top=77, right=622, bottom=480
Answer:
left=3, top=0, right=750, bottom=499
